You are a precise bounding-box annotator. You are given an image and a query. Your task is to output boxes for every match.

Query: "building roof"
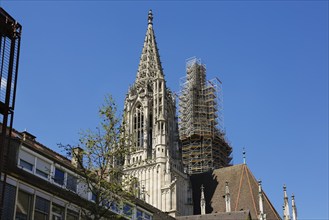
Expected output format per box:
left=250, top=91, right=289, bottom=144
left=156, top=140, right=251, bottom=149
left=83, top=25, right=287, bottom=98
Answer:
left=191, top=164, right=281, bottom=220
left=176, top=210, right=251, bottom=220
left=11, top=128, right=73, bottom=169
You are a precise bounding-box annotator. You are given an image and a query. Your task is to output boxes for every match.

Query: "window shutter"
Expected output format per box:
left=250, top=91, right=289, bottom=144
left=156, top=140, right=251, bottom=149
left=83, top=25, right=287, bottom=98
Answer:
left=36, top=159, right=51, bottom=174
left=19, top=150, right=35, bottom=165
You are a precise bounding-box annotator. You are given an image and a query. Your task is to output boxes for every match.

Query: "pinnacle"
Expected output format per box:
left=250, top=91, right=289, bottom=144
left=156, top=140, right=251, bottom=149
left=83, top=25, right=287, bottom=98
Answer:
left=135, top=10, right=164, bottom=85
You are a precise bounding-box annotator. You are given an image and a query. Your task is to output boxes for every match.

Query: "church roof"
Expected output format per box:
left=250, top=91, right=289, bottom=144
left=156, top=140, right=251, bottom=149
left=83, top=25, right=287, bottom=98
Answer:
left=191, top=164, right=281, bottom=220
left=176, top=210, right=251, bottom=220
left=135, top=10, right=164, bottom=83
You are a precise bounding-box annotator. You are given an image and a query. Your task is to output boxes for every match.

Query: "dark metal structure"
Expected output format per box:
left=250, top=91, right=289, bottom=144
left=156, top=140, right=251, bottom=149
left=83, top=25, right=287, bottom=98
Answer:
left=0, top=7, right=22, bottom=217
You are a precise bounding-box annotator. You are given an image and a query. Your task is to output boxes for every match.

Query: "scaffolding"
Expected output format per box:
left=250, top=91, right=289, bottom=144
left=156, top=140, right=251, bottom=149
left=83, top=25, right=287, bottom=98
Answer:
left=178, top=57, right=232, bottom=174
left=0, top=7, right=22, bottom=217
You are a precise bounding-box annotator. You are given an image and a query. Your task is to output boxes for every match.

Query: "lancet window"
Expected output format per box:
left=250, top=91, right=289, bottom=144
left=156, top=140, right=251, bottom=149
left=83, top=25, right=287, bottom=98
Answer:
left=133, top=104, right=144, bottom=148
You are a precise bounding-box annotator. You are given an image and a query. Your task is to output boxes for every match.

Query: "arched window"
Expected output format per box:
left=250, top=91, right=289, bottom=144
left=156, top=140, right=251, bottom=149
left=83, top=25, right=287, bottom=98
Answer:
left=133, top=104, right=144, bottom=148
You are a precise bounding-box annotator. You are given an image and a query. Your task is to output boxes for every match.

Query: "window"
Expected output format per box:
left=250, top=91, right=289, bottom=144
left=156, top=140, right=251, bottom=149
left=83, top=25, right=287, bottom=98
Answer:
left=19, top=150, right=35, bottom=171
left=144, top=213, right=152, bottom=220
left=148, top=114, right=153, bottom=150
left=36, top=169, right=48, bottom=178
left=54, top=168, right=65, bottom=185
left=1, top=183, right=16, bottom=219
left=66, top=174, right=77, bottom=192
left=123, top=203, right=132, bottom=217
left=66, top=209, right=79, bottom=220
left=52, top=203, right=65, bottom=220
left=15, top=190, right=33, bottom=220
left=34, top=196, right=50, bottom=220
left=36, top=159, right=50, bottom=179
left=91, top=192, right=97, bottom=202
left=136, top=209, right=143, bottom=220
left=133, top=104, right=144, bottom=148
left=19, top=159, right=33, bottom=171
left=18, top=149, right=53, bottom=181
left=77, top=181, right=88, bottom=199
left=136, top=209, right=152, bottom=220
left=110, top=202, right=119, bottom=214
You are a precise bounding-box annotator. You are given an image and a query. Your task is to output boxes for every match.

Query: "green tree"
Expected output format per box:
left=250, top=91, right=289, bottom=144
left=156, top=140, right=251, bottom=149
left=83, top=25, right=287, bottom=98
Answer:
left=58, top=95, right=136, bottom=220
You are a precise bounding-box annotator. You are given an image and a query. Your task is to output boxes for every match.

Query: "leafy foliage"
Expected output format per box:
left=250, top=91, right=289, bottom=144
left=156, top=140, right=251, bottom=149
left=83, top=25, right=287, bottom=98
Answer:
left=58, top=95, right=136, bottom=220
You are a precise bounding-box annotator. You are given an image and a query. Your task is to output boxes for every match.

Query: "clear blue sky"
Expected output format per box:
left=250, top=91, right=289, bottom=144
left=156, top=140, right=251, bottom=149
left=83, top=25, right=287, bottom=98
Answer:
left=2, top=1, right=328, bottom=219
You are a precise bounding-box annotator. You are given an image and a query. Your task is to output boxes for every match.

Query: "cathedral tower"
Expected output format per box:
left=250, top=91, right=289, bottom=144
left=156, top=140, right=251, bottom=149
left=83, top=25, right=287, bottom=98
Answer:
left=122, top=10, right=193, bottom=217
left=178, top=58, right=232, bottom=174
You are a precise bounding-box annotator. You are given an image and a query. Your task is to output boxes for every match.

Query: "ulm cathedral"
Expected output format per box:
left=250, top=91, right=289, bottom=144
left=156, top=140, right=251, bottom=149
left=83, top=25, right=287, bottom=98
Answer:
left=0, top=8, right=298, bottom=220
left=122, top=10, right=193, bottom=217
left=121, top=10, right=295, bottom=220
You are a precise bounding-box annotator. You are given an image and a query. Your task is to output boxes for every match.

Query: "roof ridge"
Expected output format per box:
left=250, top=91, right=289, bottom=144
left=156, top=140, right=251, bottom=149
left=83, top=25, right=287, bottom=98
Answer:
left=245, top=165, right=282, bottom=219
left=245, top=165, right=258, bottom=215
left=234, top=164, right=245, bottom=211
left=11, top=128, right=72, bottom=165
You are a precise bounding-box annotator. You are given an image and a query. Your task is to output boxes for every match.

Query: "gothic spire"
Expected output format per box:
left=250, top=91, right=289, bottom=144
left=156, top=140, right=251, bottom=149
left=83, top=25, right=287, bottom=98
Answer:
left=291, top=194, right=297, bottom=220
left=283, top=184, right=291, bottom=220
left=136, top=10, right=164, bottom=84
left=258, top=180, right=266, bottom=220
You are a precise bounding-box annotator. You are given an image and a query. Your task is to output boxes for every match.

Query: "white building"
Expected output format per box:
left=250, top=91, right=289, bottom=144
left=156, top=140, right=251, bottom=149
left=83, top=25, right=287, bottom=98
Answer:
left=0, top=129, right=175, bottom=220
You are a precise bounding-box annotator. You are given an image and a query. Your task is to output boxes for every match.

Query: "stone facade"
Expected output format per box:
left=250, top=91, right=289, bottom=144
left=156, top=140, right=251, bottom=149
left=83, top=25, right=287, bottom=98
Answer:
left=122, top=10, right=193, bottom=217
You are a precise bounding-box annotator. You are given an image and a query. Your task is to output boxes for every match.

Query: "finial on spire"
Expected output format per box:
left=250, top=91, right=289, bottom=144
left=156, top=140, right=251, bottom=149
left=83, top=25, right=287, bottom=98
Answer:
left=243, top=147, right=246, bottom=164
left=258, top=180, right=262, bottom=192
left=225, top=181, right=230, bottom=195
left=283, top=184, right=291, bottom=220
left=148, top=9, right=153, bottom=25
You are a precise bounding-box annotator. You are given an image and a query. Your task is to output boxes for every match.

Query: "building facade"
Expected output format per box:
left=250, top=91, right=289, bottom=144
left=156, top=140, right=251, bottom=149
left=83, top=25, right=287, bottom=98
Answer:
left=0, top=129, right=175, bottom=220
left=122, top=10, right=193, bottom=217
